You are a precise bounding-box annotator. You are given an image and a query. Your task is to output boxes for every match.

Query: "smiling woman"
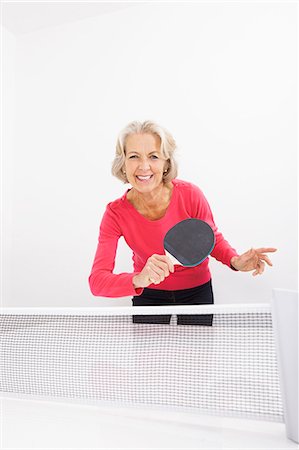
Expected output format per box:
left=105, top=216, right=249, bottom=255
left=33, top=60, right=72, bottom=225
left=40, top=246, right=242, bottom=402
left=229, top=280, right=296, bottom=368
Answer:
left=89, top=121, right=276, bottom=323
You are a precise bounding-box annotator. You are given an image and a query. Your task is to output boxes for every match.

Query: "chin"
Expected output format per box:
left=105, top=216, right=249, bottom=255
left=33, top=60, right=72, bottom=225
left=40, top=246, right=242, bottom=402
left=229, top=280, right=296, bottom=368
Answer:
left=138, top=179, right=163, bottom=191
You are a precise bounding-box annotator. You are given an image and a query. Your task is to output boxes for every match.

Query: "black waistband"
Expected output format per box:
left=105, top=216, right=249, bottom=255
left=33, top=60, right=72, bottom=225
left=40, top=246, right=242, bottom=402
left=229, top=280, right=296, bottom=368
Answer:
left=133, top=279, right=213, bottom=305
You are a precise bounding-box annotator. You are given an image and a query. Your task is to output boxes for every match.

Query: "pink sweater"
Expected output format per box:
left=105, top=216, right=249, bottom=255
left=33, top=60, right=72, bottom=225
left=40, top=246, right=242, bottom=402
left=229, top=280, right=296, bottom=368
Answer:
left=89, top=179, right=238, bottom=297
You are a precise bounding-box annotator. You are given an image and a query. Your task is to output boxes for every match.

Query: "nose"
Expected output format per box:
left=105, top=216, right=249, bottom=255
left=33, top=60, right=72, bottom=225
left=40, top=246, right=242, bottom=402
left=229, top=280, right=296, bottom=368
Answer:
left=138, top=157, right=151, bottom=171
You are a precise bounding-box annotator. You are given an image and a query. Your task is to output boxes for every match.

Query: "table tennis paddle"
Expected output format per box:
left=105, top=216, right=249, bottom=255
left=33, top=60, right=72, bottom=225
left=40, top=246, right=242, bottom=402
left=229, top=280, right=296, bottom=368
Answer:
left=164, top=218, right=215, bottom=267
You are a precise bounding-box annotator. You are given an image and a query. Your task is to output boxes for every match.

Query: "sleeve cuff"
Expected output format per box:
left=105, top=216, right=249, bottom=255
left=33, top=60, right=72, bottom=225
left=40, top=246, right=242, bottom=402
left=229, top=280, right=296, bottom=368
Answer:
left=230, top=254, right=239, bottom=271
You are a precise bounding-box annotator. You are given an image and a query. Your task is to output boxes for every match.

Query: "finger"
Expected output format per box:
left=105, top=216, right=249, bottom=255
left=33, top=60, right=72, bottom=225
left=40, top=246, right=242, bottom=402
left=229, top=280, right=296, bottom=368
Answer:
left=153, top=254, right=175, bottom=273
left=151, top=255, right=173, bottom=275
left=252, top=260, right=265, bottom=276
left=148, top=262, right=166, bottom=282
left=148, top=271, right=162, bottom=285
left=152, top=260, right=170, bottom=277
left=243, top=248, right=274, bottom=268
left=258, top=254, right=273, bottom=266
left=252, top=260, right=260, bottom=276
left=252, top=267, right=260, bottom=276
left=152, top=254, right=173, bottom=262
left=254, top=248, right=277, bottom=253
left=149, top=258, right=173, bottom=282
left=258, top=260, right=265, bottom=274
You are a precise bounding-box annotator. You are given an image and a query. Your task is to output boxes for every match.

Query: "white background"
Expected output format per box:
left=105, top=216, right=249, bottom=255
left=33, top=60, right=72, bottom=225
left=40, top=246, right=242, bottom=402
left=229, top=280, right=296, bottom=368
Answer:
left=2, top=397, right=296, bottom=449
left=1, top=1, right=297, bottom=307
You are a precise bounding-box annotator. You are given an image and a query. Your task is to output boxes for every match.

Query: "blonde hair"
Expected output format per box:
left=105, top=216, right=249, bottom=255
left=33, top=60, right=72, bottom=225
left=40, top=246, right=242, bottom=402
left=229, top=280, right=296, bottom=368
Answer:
left=111, top=120, right=178, bottom=184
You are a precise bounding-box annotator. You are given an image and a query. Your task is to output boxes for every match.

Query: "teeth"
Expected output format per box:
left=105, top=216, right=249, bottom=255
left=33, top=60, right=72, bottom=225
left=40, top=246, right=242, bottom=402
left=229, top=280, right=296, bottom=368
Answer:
left=137, top=175, right=151, bottom=180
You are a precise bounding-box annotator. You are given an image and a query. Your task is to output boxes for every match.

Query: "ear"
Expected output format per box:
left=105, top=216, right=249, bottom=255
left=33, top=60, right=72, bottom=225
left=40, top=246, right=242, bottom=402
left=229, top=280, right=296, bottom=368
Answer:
left=163, top=161, right=170, bottom=174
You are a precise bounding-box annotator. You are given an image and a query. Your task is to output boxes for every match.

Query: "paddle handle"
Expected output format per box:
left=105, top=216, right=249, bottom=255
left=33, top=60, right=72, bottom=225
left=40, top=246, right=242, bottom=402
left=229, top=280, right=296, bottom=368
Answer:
left=164, top=249, right=182, bottom=266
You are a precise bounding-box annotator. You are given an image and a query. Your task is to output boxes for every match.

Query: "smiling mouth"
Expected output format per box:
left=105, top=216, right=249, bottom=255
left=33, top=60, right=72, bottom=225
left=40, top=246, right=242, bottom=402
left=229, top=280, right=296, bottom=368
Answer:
left=136, top=175, right=153, bottom=181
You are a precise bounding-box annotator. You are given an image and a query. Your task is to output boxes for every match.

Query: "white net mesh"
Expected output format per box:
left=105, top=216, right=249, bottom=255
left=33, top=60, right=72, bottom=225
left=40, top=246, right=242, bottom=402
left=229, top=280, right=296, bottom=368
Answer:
left=0, top=305, right=283, bottom=421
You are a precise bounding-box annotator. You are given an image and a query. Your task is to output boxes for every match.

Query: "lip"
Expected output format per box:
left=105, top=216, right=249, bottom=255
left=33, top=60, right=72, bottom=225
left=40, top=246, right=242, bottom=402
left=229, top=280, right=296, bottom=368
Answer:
left=135, top=175, right=153, bottom=182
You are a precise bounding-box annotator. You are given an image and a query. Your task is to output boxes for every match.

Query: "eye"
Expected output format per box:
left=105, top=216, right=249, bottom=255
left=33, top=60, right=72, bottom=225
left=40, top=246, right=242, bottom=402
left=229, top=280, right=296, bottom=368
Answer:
left=150, top=155, right=159, bottom=160
left=128, top=155, right=138, bottom=159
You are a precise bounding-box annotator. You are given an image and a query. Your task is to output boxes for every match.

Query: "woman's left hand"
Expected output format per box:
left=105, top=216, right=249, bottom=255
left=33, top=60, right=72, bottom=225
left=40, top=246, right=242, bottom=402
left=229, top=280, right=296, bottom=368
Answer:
left=230, top=248, right=277, bottom=276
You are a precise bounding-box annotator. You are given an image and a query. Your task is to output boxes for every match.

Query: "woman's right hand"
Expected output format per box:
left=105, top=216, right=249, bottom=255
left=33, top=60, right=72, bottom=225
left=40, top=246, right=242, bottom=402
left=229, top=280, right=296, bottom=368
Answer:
left=133, top=254, right=175, bottom=289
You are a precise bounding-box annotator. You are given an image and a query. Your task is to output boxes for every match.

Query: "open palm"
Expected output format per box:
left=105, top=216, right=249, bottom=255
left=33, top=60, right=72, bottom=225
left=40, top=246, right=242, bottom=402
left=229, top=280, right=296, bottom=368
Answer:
left=231, top=248, right=277, bottom=276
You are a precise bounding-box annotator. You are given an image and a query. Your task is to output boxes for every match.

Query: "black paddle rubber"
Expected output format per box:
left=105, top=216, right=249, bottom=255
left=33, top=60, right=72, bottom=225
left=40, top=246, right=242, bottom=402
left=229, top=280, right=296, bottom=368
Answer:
left=164, top=218, right=215, bottom=266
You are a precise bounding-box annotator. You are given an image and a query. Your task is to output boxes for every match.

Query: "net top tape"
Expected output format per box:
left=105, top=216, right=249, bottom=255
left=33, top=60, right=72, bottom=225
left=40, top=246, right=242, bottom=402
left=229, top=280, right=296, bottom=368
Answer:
left=0, top=303, right=271, bottom=316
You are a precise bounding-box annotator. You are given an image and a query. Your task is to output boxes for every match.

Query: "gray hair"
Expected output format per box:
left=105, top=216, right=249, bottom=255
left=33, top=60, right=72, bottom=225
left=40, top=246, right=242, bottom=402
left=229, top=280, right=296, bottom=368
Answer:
left=111, top=120, right=178, bottom=184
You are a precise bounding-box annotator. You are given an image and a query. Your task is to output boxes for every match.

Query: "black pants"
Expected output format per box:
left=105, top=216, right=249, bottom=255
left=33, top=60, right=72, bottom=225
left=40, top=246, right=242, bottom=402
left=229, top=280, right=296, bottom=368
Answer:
left=132, top=280, right=214, bottom=325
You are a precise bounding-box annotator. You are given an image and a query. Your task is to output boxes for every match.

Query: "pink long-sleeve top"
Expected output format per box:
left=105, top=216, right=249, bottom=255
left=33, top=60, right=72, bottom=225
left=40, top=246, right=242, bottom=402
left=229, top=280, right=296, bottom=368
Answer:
left=89, top=179, right=238, bottom=297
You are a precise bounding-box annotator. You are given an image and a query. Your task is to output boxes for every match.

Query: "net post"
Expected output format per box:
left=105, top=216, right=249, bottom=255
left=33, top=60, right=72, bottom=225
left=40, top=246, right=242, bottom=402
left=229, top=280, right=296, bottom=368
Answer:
left=271, top=289, right=299, bottom=444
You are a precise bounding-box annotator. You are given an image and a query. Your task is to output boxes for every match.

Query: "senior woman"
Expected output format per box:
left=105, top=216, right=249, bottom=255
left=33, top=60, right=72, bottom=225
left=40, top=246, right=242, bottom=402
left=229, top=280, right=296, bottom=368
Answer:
left=89, top=121, right=276, bottom=325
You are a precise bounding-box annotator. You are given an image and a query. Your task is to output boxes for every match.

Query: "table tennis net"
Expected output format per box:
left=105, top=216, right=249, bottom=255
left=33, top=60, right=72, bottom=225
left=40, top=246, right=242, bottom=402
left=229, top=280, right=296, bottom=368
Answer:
left=0, top=304, right=283, bottom=422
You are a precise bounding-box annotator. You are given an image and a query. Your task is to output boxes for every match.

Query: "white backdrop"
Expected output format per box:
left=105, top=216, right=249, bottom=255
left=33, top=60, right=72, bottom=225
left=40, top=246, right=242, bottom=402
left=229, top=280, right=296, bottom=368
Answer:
left=2, top=2, right=297, bottom=307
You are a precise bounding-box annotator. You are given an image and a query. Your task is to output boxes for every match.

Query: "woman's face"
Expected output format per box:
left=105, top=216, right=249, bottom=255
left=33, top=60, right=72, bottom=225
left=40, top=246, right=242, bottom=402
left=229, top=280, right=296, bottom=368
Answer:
left=124, top=133, right=168, bottom=194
